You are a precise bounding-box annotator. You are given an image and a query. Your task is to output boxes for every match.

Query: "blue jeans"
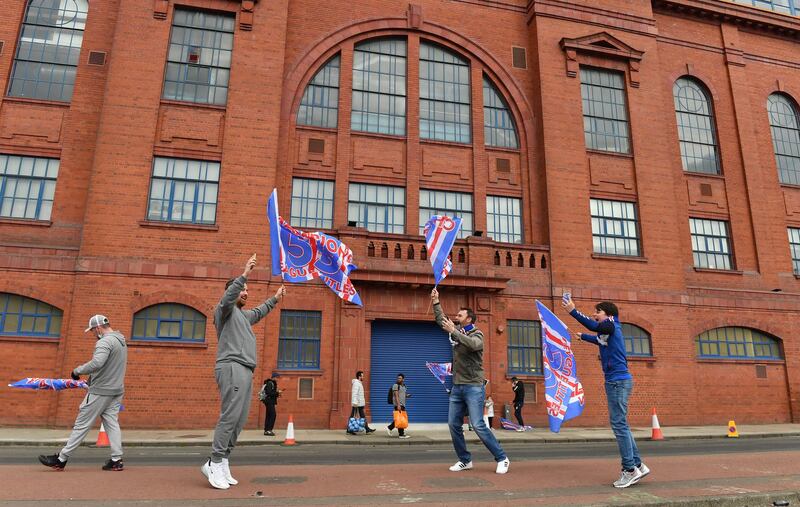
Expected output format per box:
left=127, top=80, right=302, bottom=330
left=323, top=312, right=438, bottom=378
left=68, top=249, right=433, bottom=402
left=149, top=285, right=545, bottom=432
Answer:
left=448, top=384, right=506, bottom=463
left=605, top=379, right=641, bottom=470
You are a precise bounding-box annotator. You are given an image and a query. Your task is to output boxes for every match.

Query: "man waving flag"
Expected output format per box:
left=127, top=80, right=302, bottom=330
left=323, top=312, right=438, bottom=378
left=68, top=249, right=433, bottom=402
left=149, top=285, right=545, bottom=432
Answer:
left=535, top=300, right=585, bottom=432
left=423, top=215, right=462, bottom=286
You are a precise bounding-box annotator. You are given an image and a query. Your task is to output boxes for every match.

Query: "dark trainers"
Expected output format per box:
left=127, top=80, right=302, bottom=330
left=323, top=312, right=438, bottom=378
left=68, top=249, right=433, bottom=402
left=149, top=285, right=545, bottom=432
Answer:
left=102, top=459, right=124, bottom=471
left=39, top=454, right=66, bottom=470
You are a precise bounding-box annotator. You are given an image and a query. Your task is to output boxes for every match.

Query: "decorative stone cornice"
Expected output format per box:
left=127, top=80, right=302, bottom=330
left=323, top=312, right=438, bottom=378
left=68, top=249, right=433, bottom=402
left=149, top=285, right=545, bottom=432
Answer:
left=559, top=32, right=645, bottom=87
left=653, top=0, right=800, bottom=40
left=153, top=1, right=259, bottom=31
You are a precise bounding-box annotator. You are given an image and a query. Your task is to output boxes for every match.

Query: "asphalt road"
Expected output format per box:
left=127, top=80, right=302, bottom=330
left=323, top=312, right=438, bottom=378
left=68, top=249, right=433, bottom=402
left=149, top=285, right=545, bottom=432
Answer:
left=5, top=435, right=800, bottom=466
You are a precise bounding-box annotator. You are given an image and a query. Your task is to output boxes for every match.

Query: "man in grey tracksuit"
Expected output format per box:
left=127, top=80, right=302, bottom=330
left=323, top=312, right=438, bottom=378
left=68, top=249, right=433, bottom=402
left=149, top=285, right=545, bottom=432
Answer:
left=202, top=253, right=286, bottom=490
left=38, top=314, right=128, bottom=471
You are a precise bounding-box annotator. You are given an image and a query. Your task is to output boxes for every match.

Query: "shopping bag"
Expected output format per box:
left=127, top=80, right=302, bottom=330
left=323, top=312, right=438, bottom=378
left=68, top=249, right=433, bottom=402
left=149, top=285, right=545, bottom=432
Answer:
left=393, top=410, right=408, bottom=429
left=347, top=417, right=361, bottom=433
left=357, top=418, right=366, bottom=431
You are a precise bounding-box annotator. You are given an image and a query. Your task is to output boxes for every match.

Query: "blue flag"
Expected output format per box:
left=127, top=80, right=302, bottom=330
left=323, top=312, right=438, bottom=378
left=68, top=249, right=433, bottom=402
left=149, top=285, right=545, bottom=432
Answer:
left=268, top=190, right=362, bottom=306
left=8, top=378, right=88, bottom=390
left=535, top=300, right=585, bottom=432
left=423, top=215, right=462, bottom=286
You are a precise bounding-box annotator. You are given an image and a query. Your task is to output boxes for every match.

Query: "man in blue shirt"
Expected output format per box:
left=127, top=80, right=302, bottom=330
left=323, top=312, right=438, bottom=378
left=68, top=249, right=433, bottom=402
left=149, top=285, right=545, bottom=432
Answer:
left=563, top=295, right=650, bottom=488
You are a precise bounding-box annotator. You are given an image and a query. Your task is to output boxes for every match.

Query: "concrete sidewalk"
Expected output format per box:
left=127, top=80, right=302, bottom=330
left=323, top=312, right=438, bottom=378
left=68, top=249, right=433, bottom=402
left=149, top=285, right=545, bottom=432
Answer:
left=2, top=423, right=799, bottom=447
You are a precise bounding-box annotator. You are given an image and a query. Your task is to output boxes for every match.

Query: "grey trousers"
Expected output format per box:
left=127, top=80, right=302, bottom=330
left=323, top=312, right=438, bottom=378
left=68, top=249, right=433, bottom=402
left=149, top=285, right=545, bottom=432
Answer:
left=211, top=361, right=253, bottom=462
left=59, top=392, right=123, bottom=461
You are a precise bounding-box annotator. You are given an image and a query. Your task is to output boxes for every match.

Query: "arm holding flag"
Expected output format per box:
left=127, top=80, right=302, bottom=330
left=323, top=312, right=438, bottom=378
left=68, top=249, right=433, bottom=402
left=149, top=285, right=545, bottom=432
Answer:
left=563, top=296, right=614, bottom=346
left=73, top=340, right=112, bottom=376
left=245, top=285, right=285, bottom=325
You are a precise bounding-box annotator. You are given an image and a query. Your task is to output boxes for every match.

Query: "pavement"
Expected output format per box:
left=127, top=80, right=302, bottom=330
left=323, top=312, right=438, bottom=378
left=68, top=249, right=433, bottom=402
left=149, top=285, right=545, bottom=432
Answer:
left=1, top=422, right=799, bottom=446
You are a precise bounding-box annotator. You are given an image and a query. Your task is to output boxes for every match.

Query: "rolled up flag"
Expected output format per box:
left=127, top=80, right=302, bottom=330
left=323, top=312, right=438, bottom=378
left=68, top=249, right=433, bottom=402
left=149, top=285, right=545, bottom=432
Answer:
left=8, top=378, right=88, bottom=390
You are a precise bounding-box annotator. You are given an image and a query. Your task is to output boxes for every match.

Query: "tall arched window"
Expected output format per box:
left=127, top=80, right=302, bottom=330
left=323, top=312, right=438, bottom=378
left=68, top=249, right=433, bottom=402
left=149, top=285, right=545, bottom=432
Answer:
left=132, top=303, right=206, bottom=342
left=673, top=77, right=720, bottom=174
left=696, top=327, right=782, bottom=360
left=419, top=42, right=471, bottom=143
left=0, top=293, right=62, bottom=338
left=768, top=93, right=800, bottom=185
left=296, top=55, right=340, bottom=129
left=8, top=0, right=89, bottom=102
left=351, top=39, right=407, bottom=135
left=483, top=75, right=519, bottom=149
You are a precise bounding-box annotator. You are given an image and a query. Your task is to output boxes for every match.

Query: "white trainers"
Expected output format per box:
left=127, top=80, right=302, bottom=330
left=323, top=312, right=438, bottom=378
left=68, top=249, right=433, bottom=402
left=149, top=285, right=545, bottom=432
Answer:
left=386, top=427, right=393, bottom=436
left=221, top=458, right=238, bottom=486
left=613, top=467, right=643, bottom=488
left=201, top=459, right=230, bottom=490
left=515, top=427, right=524, bottom=432
left=398, top=434, right=411, bottom=439
left=633, top=463, right=650, bottom=484
left=449, top=461, right=473, bottom=472
left=495, top=458, right=510, bottom=474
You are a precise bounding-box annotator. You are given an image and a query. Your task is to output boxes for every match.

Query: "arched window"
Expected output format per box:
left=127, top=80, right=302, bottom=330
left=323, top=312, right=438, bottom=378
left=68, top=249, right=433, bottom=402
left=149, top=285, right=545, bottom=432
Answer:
left=767, top=93, right=800, bottom=185
left=0, top=293, right=62, bottom=338
left=351, top=38, right=407, bottom=135
left=673, top=77, right=720, bottom=174
left=132, top=304, right=206, bottom=342
left=8, top=0, right=89, bottom=102
left=419, top=42, right=471, bottom=143
left=621, top=323, right=652, bottom=357
left=483, top=75, right=519, bottom=149
left=296, top=55, right=340, bottom=129
left=696, top=327, right=782, bottom=360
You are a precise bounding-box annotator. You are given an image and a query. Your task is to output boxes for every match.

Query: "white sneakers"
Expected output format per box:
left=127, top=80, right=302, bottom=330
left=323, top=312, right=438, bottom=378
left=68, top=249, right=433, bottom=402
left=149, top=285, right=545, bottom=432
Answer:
left=448, top=459, right=509, bottom=474
left=201, top=459, right=231, bottom=490
left=613, top=466, right=643, bottom=488
left=449, top=461, right=473, bottom=472
left=221, top=458, right=238, bottom=485
left=495, top=458, right=510, bottom=474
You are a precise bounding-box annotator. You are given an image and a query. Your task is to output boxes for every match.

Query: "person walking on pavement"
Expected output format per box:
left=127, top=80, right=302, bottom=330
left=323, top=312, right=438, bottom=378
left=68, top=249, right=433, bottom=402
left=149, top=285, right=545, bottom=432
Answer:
left=39, top=315, right=127, bottom=471
left=511, top=377, right=525, bottom=431
left=431, top=288, right=510, bottom=474
left=348, top=370, right=376, bottom=435
left=259, top=373, right=281, bottom=436
left=202, top=254, right=286, bottom=490
left=386, top=373, right=410, bottom=439
left=563, top=294, right=650, bottom=488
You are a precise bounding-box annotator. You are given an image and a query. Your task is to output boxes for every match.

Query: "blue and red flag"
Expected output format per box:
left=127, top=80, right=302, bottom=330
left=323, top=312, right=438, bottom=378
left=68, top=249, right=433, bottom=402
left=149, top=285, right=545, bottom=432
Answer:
left=535, top=300, right=585, bottom=433
left=423, top=215, right=462, bottom=286
left=9, top=378, right=88, bottom=390
left=268, top=189, right=362, bottom=306
left=425, top=361, right=452, bottom=385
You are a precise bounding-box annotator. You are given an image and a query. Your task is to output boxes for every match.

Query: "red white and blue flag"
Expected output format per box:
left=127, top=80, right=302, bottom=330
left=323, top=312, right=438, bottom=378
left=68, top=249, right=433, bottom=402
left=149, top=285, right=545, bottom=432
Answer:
left=8, top=378, right=88, bottom=390
left=268, top=189, right=362, bottom=306
left=535, top=300, right=585, bottom=433
left=423, top=215, right=462, bottom=286
left=425, top=361, right=452, bottom=385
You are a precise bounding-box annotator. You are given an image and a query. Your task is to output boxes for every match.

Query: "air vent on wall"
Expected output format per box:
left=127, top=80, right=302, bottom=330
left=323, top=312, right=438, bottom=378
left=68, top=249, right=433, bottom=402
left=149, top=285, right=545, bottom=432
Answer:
left=512, top=47, right=526, bottom=69
left=308, top=138, right=325, bottom=154
left=88, top=51, right=107, bottom=66
left=700, top=183, right=713, bottom=197
left=496, top=158, right=511, bottom=172
left=298, top=378, right=314, bottom=399
left=755, top=364, right=767, bottom=379
left=0, top=41, right=4, bottom=56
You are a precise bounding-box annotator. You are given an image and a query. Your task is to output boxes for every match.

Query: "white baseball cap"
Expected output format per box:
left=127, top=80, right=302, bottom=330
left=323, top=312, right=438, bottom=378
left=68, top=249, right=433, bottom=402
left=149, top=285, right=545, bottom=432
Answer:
left=84, top=314, right=110, bottom=332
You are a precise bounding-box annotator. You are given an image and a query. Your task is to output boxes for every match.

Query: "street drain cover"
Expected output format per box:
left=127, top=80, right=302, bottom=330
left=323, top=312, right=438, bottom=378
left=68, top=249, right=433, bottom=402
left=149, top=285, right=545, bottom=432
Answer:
left=425, top=477, right=492, bottom=488
left=253, top=476, right=308, bottom=485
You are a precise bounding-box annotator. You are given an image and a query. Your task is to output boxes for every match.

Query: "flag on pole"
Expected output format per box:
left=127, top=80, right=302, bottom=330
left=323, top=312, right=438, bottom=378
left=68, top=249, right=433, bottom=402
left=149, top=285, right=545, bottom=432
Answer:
left=535, top=300, right=585, bottom=433
left=425, top=361, right=452, bottom=385
left=423, top=215, right=462, bottom=286
left=267, top=189, right=362, bottom=305
left=8, top=378, right=88, bottom=390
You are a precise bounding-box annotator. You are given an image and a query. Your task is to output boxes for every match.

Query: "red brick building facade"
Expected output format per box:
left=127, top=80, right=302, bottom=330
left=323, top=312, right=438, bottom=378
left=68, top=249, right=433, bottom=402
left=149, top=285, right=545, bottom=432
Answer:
left=1, top=0, right=799, bottom=430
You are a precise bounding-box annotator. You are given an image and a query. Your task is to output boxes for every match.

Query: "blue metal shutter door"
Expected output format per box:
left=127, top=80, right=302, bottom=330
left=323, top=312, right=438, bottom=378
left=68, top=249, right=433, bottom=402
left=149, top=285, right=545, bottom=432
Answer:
left=369, top=320, right=453, bottom=424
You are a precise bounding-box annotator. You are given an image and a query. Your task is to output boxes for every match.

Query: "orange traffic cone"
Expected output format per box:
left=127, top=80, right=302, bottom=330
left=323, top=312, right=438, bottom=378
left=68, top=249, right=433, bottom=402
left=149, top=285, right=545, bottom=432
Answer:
left=650, top=407, right=664, bottom=440
left=95, top=422, right=110, bottom=447
left=727, top=419, right=739, bottom=438
left=283, top=414, right=296, bottom=446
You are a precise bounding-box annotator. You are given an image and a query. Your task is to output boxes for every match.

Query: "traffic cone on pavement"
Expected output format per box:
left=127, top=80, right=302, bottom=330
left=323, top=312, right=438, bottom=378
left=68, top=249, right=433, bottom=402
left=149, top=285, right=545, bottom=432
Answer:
left=283, top=414, right=296, bottom=446
left=95, top=422, right=110, bottom=447
left=727, top=419, right=739, bottom=438
left=650, top=407, right=664, bottom=440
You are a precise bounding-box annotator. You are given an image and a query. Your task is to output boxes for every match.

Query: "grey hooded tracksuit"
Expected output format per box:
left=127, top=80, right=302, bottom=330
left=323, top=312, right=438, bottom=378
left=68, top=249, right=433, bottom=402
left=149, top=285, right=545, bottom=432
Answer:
left=60, top=331, right=128, bottom=461
left=211, top=275, right=277, bottom=462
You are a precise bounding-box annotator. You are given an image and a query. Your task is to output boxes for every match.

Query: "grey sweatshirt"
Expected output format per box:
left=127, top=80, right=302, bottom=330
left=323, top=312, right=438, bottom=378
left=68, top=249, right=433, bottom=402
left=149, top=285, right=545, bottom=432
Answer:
left=74, top=331, right=127, bottom=396
left=214, top=275, right=277, bottom=370
left=433, top=302, right=485, bottom=385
